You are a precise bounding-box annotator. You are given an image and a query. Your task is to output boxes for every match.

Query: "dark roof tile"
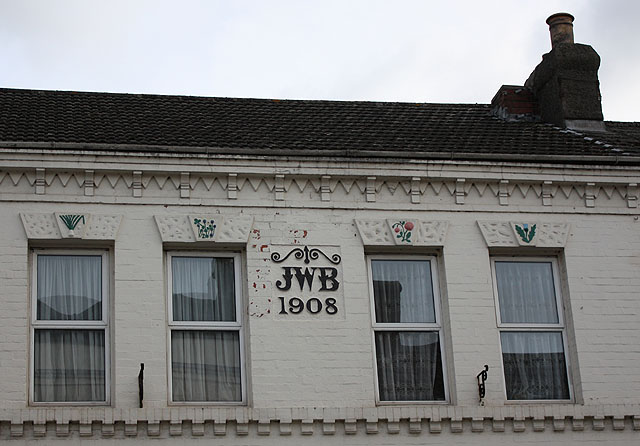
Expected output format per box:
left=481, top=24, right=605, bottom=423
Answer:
left=0, top=88, right=639, bottom=164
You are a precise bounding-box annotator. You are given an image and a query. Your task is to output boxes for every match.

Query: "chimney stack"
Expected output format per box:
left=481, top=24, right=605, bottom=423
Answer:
left=546, top=13, right=574, bottom=48
left=524, top=13, right=605, bottom=132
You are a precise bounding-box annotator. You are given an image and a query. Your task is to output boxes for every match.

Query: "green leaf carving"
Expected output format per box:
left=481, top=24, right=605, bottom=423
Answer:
left=194, top=218, right=216, bottom=239
left=515, top=224, right=536, bottom=243
left=59, top=214, right=85, bottom=230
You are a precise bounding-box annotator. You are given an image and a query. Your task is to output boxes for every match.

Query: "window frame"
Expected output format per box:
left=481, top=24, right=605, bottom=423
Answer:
left=29, top=248, right=110, bottom=406
left=166, top=251, right=246, bottom=405
left=367, top=254, right=449, bottom=405
left=491, top=256, right=573, bottom=403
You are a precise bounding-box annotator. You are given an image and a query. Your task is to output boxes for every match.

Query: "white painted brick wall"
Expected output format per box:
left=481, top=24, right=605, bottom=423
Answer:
left=0, top=164, right=639, bottom=443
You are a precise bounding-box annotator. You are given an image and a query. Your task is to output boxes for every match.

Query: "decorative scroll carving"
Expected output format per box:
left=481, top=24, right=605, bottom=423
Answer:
left=20, top=213, right=122, bottom=240
left=355, top=219, right=448, bottom=246
left=271, top=245, right=341, bottom=265
left=479, top=221, right=570, bottom=247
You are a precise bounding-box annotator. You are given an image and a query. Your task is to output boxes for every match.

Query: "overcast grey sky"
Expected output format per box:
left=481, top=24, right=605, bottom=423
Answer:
left=1, top=0, right=638, bottom=121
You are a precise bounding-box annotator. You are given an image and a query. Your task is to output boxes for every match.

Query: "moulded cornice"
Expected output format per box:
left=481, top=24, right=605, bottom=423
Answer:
left=1, top=165, right=638, bottom=211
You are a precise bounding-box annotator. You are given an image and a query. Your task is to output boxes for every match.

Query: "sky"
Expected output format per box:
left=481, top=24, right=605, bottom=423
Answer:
left=1, top=0, right=638, bottom=121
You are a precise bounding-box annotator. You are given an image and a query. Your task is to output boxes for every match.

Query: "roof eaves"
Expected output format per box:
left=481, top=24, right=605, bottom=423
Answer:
left=2, top=141, right=640, bottom=166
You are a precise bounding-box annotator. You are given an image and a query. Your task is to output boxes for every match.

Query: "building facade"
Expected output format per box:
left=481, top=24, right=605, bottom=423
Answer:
left=0, top=13, right=639, bottom=445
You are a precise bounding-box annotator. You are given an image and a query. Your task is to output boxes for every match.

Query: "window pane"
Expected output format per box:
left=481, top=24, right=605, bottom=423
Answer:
left=495, top=261, right=559, bottom=324
left=34, top=329, right=105, bottom=402
left=172, top=257, right=236, bottom=322
left=171, top=330, right=241, bottom=402
left=375, top=331, right=445, bottom=401
left=501, top=331, right=570, bottom=400
left=37, top=255, right=102, bottom=321
left=372, top=260, right=435, bottom=323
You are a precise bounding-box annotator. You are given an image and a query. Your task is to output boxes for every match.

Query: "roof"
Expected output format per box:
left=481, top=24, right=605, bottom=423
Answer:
left=1, top=88, right=639, bottom=164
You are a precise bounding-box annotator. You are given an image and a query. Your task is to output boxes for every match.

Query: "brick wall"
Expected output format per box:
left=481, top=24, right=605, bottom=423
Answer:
left=0, top=156, right=639, bottom=443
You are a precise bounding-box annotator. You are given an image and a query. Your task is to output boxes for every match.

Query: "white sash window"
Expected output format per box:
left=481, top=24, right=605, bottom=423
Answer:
left=368, top=256, right=448, bottom=403
left=31, top=250, right=109, bottom=404
left=492, top=258, right=571, bottom=401
left=167, top=252, right=245, bottom=404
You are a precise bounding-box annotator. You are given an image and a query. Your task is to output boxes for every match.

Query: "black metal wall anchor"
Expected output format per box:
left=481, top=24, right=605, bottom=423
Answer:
left=138, top=363, right=144, bottom=408
left=477, top=365, right=489, bottom=403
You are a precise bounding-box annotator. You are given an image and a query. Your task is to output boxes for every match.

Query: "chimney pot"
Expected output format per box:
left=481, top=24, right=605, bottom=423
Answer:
left=546, top=12, right=574, bottom=48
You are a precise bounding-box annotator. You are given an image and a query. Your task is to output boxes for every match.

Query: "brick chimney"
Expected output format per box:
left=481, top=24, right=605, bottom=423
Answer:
left=524, top=13, right=605, bottom=131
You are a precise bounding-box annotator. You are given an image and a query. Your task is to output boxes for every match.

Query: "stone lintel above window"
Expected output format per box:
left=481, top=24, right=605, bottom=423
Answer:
left=20, top=213, right=122, bottom=240
left=355, top=219, right=449, bottom=247
left=478, top=221, right=570, bottom=248
left=154, top=214, right=254, bottom=244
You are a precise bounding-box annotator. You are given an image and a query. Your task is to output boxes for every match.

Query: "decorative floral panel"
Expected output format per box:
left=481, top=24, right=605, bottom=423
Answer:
left=355, top=219, right=449, bottom=247
left=478, top=221, right=570, bottom=248
left=20, top=213, right=122, bottom=240
left=155, top=214, right=253, bottom=244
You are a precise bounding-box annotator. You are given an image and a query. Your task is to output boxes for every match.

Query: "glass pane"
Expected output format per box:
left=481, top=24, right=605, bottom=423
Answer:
left=37, top=255, right=102, bottom=321
left=172, top=257, right=236, bottom=322
left=501, top=331, right=570, bottom=400
left=495, top=261, right=559, bottom=324
left=171, top=330, right=242, bottom=402
left=371, top=259, right=435, bottom=323
left=34, top=329, right=105, bottom=402
left=375, top=331, right=445, bottom=401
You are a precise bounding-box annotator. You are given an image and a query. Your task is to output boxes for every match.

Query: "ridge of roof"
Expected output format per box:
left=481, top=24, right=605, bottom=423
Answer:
left=0, top=87, right=481, bottom=108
